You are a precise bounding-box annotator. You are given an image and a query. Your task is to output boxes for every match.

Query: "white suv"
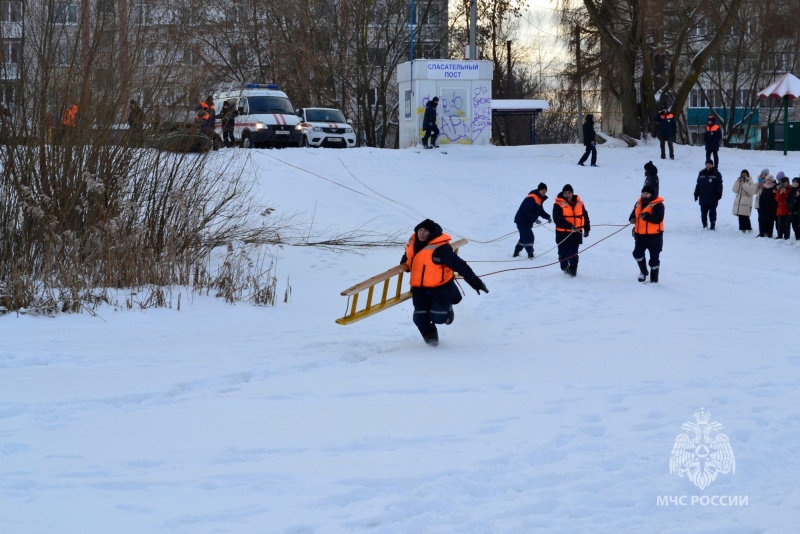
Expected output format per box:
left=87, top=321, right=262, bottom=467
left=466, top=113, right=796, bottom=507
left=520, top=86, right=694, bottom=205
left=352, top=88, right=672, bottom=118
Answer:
left=296, top=108, right=356, bottom=148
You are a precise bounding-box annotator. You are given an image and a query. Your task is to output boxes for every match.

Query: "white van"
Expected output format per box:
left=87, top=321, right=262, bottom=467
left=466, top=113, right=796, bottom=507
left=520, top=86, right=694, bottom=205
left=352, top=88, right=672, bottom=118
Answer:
left=295, top=107, right=356, bottom=148
left=213, top=83, right=302, bottom=148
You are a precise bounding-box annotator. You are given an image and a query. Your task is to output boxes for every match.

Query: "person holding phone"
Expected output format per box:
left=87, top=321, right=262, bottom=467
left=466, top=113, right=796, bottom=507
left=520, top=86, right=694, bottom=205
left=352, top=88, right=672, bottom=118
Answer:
left=732, top=169, right=756, bottom=233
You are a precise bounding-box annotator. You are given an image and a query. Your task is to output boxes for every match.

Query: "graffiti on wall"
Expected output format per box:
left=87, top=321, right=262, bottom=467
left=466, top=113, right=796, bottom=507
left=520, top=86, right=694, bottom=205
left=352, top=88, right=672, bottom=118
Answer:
left=417, top=85, right=492, bottom=145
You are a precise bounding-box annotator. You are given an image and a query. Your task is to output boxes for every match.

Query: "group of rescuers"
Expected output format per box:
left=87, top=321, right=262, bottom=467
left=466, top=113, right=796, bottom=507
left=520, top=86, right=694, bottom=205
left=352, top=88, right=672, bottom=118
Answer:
left=401, top=176, right=663, bottom=346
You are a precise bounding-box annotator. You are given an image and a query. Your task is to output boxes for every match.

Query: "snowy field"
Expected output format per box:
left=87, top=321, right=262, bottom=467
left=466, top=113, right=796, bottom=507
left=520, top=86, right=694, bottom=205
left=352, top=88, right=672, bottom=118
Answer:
left=3, top=138, right=800, bottom=533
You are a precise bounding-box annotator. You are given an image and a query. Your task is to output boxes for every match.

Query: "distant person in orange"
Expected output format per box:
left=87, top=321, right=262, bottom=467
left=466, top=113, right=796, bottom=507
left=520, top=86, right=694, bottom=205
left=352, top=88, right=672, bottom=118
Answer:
left=62, top=104, right=78, bottom=127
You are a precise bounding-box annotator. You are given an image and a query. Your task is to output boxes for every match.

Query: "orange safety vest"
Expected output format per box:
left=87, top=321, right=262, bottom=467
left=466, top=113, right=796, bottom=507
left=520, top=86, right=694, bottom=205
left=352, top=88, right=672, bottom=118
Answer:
left=405, top=233, right=454, bottom=288
left=555, top=195, right=585, bottom=232
left=660, top=112, right=674, bottom=121
left=705, top=124, right=719, bottom=133
left=527, top=193, right=544, bottom=206
left=634, top=196, right=665, bottom=234
left=62, top=104, right=78, bottom=126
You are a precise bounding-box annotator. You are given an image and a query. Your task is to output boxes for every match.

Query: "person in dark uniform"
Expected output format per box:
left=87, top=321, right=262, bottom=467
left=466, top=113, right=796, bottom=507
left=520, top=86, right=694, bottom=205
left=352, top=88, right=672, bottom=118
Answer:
left=655, top=107, right=676, bottom=160
left=694, top=159, right=723, bottom=230
left=421, top=97, right=440, bottom=148
left=578, top=114, right=597, bottom=167
left=400, top=219, right=488, bottom=346
left=630, top=185, right=665, bottom=283
left=704, top=115, right=722, bottom=169
left=552, top=184, right=590, bottom=277
left=513, top=183, right=552, bottom=259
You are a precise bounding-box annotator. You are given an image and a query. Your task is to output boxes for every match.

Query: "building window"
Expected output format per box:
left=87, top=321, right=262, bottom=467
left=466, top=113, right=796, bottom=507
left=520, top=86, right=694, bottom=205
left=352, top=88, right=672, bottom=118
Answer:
left=51, top=3, right=78, bottom=24
left=0, top=1, right=22, bottom=23
left=2, top=40, right=21, bottom=65
left=97, top=0, right=115, bottom=18
left=144, top=45, right=159, bottom=65
left=132, top=2, right=153, bottom=25
left=417, top=2, right=440, bottom=26
left=55, top=43, right=72, bottom=66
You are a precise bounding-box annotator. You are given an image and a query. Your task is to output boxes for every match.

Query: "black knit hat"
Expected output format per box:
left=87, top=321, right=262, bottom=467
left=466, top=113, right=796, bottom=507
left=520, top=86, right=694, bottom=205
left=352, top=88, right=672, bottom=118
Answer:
left=432, top=96, right=439, bottom=102
left=562, top=184, right=574, bottom=193
left=644, top=161, right=658, bottom=174
left=414, top=219, right=438, bottom=233
left=538, top=182, right=547, bottom=191
left=705, top=159, right=714, bottom=165
left=641, top=185, right=655, bottom=195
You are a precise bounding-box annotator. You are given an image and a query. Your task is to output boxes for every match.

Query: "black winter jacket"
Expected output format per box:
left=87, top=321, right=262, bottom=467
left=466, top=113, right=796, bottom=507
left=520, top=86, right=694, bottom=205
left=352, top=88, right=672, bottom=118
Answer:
left=514, top=191, right=551, bottom=227
left=694, top=167, right=723, bottom=204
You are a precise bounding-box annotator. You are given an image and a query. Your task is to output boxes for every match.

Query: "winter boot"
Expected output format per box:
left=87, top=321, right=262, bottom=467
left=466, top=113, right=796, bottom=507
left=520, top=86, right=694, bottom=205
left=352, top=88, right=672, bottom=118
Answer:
left=560, top=261, right=569, bottom=273
left=568, top=264, right=577, bottom=277
left=710, top=222, right=715, bottom=231
left=637, top=259, right=649, bottom=282
left=431, top=135, right=439, bottom=148
left=650, top=266, right=659, bottom=283
left=421, top=324, right=439, bottom=346
left=444, top=306, right=454, bottom=325
left=513, top=244, right=523, bottom=258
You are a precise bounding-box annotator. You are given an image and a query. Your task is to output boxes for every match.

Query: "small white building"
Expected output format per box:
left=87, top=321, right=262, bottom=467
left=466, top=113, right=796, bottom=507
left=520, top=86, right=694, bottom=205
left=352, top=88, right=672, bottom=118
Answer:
left=396, top=59, right=494, bottom=149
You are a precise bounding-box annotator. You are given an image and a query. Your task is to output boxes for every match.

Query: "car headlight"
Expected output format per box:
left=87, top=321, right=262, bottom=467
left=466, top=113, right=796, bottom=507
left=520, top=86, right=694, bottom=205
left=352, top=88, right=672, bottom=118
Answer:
left=345, top=128, right=353, bottom=133
left=255, top=122, right=268, bottom=130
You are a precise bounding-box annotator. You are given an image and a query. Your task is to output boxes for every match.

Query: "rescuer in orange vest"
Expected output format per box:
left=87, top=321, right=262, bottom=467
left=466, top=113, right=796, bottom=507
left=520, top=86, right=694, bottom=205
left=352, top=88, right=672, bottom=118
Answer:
left=553, top=184, right=590, bottom=277
left=655, top=106, right=676, bottom=160
left=629, top=185, right=665, bottom=283
left=400, top=219, right=488, bottom=346
left=62, top=103, right=78, bottom=127
left=704, top=115, right=722, bottom=169
left=513, top=182, right=552, bottom=259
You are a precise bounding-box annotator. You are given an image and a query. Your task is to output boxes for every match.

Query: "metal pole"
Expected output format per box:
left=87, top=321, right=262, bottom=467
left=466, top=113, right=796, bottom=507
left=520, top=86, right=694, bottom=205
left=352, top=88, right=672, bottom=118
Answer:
left=469, top=0, right=477, bottom=60
left=506, top=40, right=512, bottom=98
left=784, top=95, right=789, bottom=156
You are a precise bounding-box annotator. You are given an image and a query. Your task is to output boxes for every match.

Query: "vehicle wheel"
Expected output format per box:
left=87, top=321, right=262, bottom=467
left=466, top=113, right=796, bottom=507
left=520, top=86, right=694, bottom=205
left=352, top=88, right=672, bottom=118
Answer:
left=242, top=134, right=253, bottom=149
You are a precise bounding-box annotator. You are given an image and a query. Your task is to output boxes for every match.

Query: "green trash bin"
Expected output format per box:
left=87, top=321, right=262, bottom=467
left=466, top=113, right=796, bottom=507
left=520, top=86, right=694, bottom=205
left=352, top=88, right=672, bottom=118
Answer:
left=768, top=122, right=800, bottom=151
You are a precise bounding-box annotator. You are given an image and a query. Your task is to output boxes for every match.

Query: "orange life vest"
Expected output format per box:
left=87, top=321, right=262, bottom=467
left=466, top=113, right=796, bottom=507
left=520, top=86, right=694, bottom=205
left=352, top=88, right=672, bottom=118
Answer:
left=405, top=233, right=454, bottom=288
left=634, top=196, right=665, bottom=234
left=555, top=195, right=585, bottom=232
left=660, top=112, right=674, bottom=121
left=705, top=124, right=720, bottom=133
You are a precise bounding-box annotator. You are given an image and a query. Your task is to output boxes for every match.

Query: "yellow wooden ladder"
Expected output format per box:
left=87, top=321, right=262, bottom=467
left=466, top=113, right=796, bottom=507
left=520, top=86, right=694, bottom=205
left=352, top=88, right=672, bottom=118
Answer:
left=335, top=239, right=468, bottom=325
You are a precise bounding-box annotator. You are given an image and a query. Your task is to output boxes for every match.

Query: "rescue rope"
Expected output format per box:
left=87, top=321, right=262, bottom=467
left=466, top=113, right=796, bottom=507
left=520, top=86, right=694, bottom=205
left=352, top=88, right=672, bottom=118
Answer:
left=474, top=224, right=633, bottom=277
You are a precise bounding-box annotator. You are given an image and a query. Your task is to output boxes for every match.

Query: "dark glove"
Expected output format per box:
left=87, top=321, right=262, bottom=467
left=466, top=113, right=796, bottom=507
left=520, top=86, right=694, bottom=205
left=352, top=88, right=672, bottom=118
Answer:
left=640, top=212, right=650, bottom=221
left=469, top=278, right=489, bottom=295
left=570, top=225, right=577, bottom=232
left=547, top=218, right=553, bottom=224
left=629, top=217, right=636, bottom=224
left=583, top=230, right=589, bottom=238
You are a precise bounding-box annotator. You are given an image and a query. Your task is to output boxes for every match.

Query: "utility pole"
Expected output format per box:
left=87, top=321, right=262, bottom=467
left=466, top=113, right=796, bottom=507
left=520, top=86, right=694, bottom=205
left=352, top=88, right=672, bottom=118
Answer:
left=469, top=0, right=477, bottom=60
left=576, top=24, right=583, bottom=143
left=506, top=40, right=512, bottom=98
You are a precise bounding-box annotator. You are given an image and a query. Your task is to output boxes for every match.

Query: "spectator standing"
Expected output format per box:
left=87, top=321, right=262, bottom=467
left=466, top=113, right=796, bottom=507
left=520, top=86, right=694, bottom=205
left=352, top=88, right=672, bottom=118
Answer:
left=757, top=175, right=777, bottom=238
left=655, top=107, right=676, bottom=160
left=788, top=178, right=800, bottom=240
left=704, top=115, right=722, bottom=169
left=731, top=169, right=755, bottom=233
left=421, top=97, right=439, bottom=149
left=774, top=172, right=791, bottom=239
left=643, top=160, right=660, bottom=196
left=694, top=159, right=723, bottom=230
left=218, top=100, right=238, bottom=147
left=577, top=114, right=598, bottom=167
left=128, top=100, right=143, bottom=131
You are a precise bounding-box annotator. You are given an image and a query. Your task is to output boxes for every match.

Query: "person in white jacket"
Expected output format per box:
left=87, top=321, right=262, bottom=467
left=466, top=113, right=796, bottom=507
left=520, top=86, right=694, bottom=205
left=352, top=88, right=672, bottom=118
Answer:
left=732, top=169, right=756, bottom=233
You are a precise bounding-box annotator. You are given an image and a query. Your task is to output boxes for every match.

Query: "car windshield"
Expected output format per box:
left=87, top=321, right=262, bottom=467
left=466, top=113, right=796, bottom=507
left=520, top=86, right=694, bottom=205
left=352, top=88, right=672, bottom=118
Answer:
left=247, top=96, right=294, bottom=114
left=306, top=109, right=346, bottom=123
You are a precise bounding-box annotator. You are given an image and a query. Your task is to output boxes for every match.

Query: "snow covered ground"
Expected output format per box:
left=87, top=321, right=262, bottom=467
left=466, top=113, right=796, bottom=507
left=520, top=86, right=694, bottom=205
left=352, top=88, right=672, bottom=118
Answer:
left=3, top=139, right=800, bottom=533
